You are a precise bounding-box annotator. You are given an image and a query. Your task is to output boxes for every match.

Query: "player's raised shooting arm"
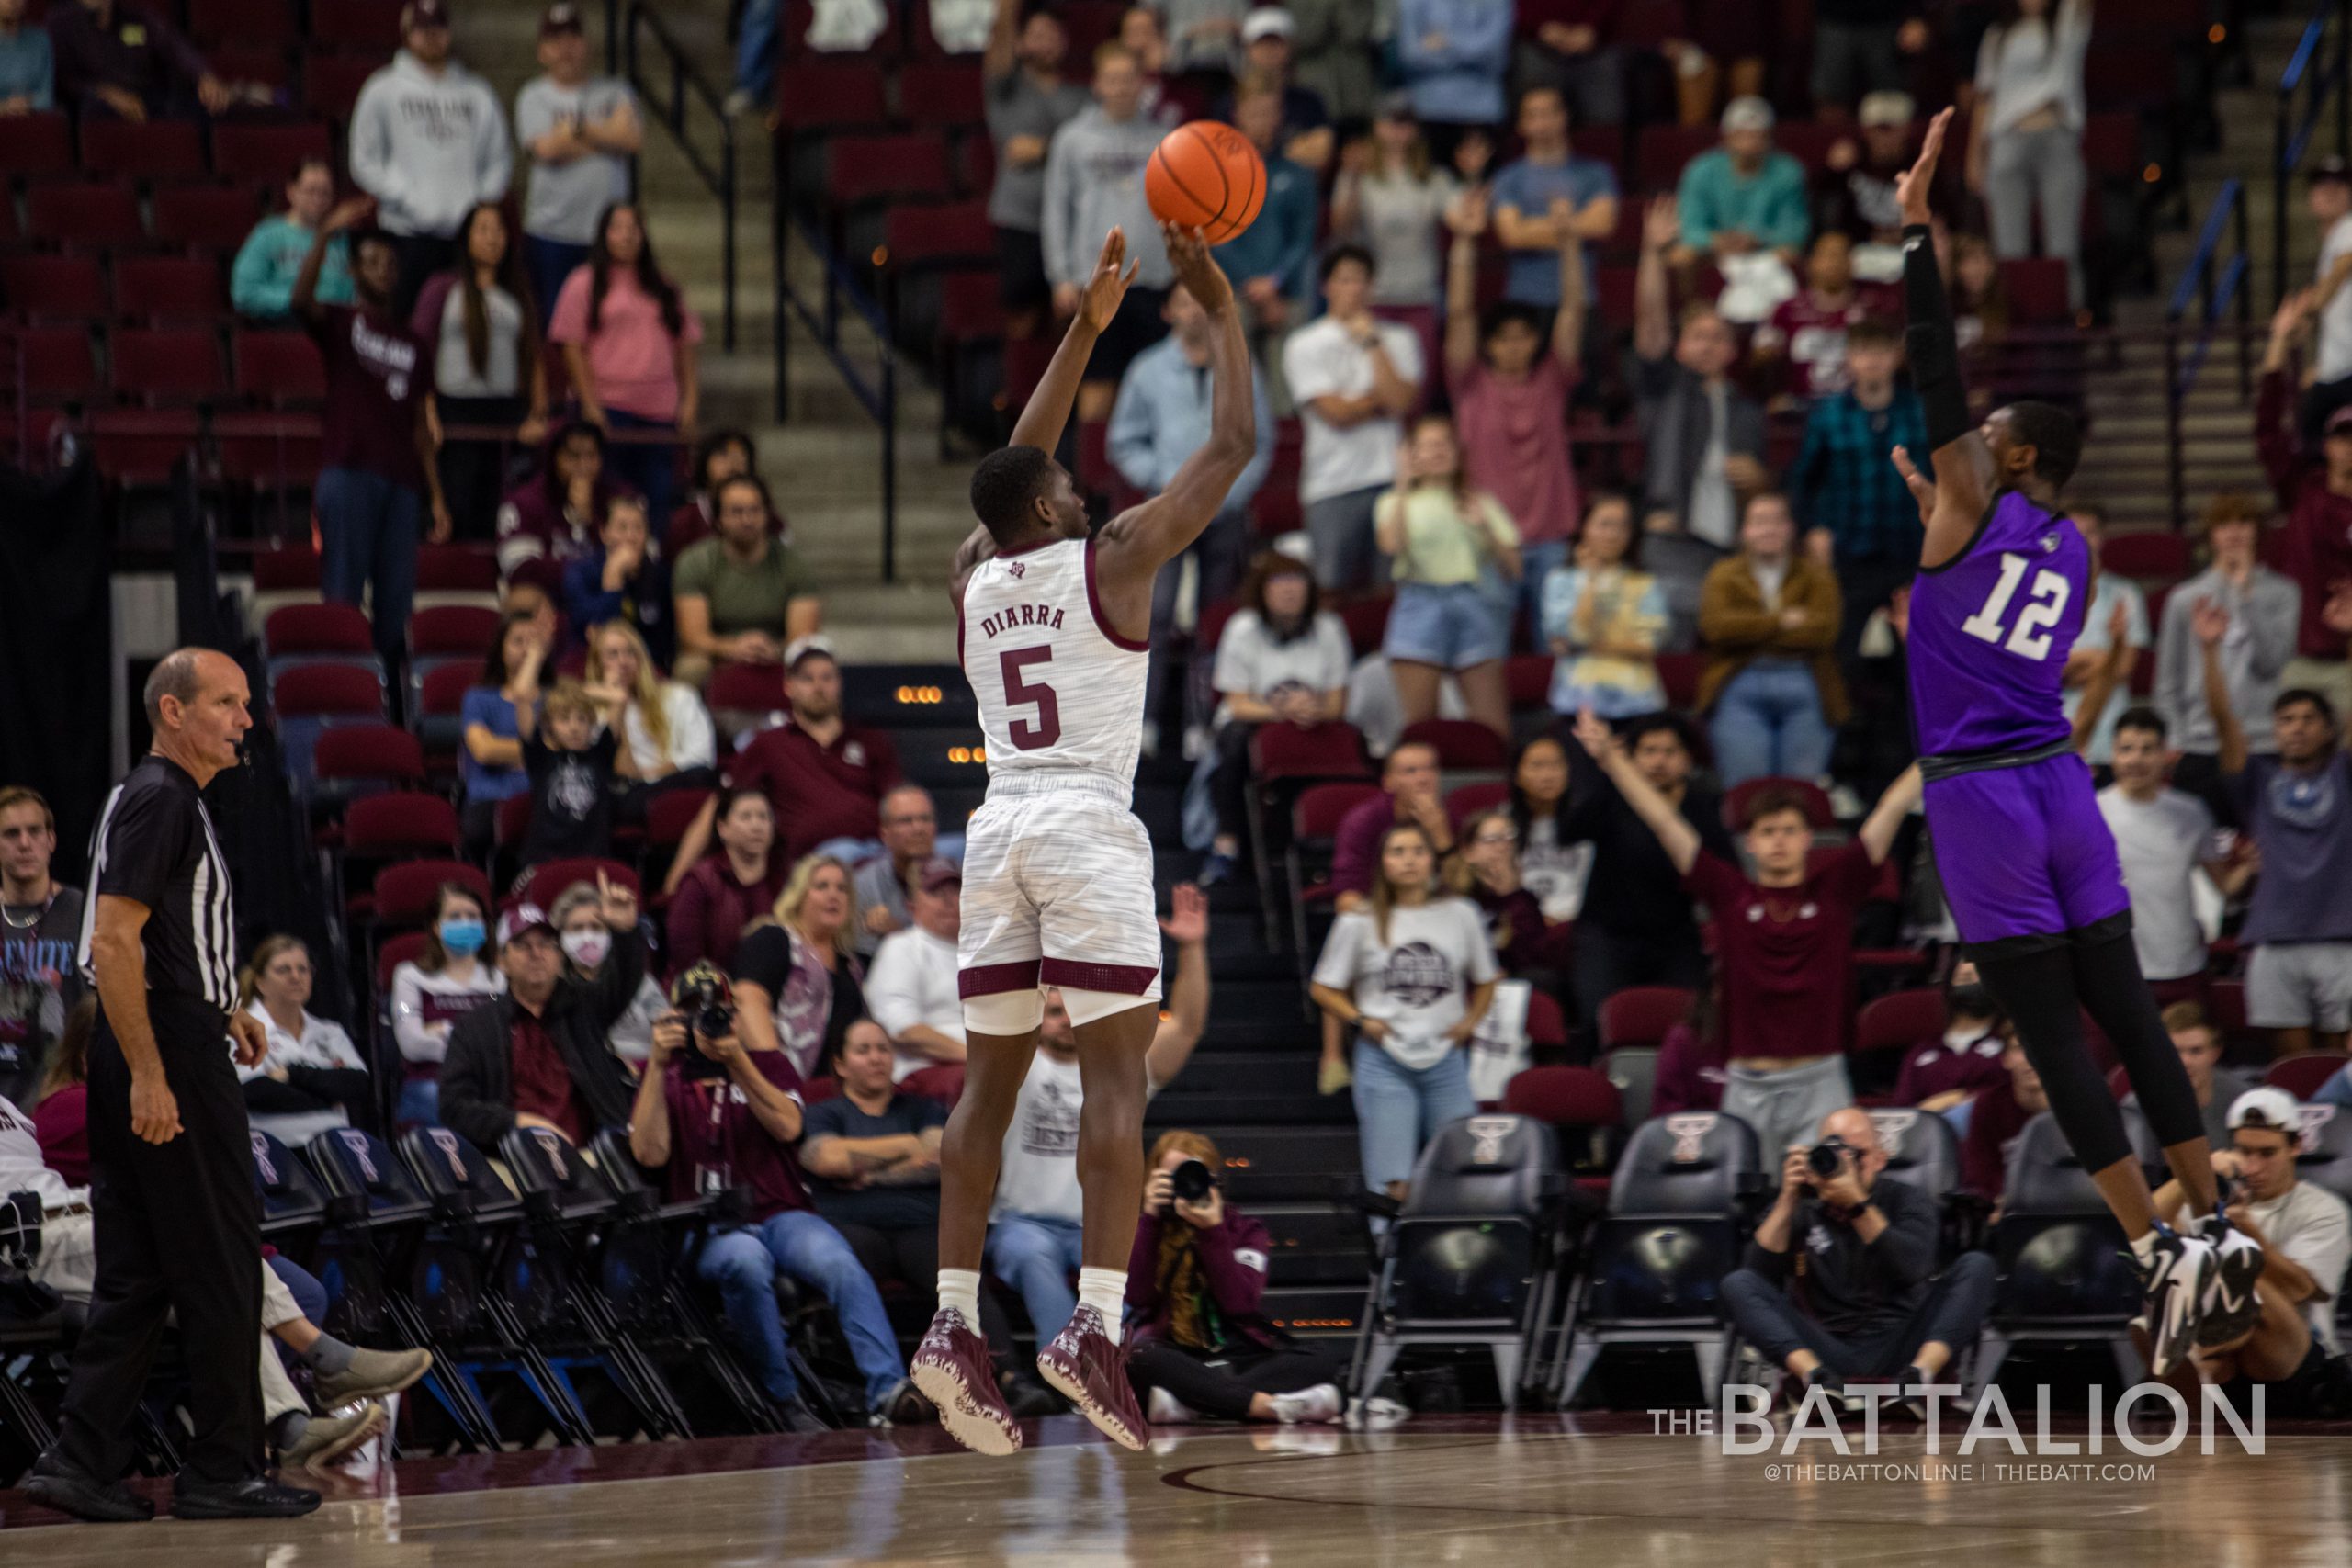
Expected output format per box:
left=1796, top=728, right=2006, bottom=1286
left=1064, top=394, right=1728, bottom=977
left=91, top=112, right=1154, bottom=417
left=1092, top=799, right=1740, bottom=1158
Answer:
left=1894, top=109, right=1992, bottom=568
left=1010, top=227, right=1137, bottom=457
left=1100, top=225, right=1256, bottom=575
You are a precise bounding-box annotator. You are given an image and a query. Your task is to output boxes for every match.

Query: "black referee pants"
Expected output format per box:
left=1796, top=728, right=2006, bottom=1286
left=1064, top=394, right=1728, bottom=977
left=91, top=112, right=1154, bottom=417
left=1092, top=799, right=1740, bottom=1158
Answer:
left=57, top=995, right=265, bottom=1486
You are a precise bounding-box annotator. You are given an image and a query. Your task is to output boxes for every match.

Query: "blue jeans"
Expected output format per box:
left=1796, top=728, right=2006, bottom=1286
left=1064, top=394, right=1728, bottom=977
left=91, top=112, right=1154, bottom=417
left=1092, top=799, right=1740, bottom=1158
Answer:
left=1708, top=658, right=1833, bottom=788
left=395, top=1076, right=439, bottom=1130
left=1516, top=538, right=1569, bottom=652
left=523, top=234, right=590, bottom=330
left=1351, top=1039, right=1476, bottom=1192
left=603, top=410, right=679, bottom=547
left=734, top=0, right=779, bottom=97
left=315, top=465, right=422, bottom=673
left=697, top=1209, right=907, bottom=1410
left=1385, top=582, right=1510, bottom=670
left=268, top=1254, right=328, bottom=1326
left=985, top=1212, right=1085, bottom=1341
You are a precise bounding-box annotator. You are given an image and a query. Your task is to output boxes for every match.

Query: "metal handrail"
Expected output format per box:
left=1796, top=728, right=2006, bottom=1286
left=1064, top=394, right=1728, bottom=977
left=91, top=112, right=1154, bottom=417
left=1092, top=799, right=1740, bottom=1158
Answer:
left=2274, top=0, right=2352, bottom=310
left=772, top=199, right=899, bottom=581
left=2166, top=178, right=2254, bottom=531
left=621, top=0, right=738, bottom=351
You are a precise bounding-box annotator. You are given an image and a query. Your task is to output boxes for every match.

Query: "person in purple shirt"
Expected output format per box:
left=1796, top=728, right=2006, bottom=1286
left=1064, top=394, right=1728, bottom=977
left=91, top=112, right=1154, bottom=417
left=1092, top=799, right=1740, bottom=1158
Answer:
left=294, top=197, right=449, bottom=675
left=1891, top=108, right=2252, bottom=1380
left=1330, top=742, right=1455, bottom=907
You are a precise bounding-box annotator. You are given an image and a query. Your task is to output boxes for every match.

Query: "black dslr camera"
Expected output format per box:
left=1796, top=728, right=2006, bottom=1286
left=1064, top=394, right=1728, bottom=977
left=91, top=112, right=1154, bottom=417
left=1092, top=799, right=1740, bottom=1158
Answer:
left=670, top=964, right=737, bottom=1081
left=1807, top=1135, right=1855, bottom=1180
left=1170, top=1157, right=1216, bottom=1204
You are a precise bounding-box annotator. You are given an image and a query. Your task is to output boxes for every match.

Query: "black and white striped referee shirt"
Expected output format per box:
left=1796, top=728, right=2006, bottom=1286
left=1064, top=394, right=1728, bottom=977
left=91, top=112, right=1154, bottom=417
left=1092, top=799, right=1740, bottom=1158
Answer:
left=74, top=755, right=238, bottom=1015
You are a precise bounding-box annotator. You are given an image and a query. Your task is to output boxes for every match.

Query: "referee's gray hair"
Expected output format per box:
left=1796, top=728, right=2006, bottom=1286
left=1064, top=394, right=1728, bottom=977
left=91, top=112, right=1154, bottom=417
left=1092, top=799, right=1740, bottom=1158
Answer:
left=142, top=648, right=209, bottom=728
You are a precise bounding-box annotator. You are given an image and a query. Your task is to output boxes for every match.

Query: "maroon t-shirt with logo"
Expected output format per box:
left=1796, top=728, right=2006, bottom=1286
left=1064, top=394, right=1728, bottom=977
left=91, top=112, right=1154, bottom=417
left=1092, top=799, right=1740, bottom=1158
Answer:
left=307, top=303, right=426, bottom=491
left=660, top=1047, right=811, bottom=1222
left=722, top=716, right=902, bottom=863
left=1683, top=842, right=1878, bottom=1063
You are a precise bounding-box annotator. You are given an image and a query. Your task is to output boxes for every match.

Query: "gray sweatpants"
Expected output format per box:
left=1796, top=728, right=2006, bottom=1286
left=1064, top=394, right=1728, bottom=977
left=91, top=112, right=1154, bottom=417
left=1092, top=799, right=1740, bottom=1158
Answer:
left=1985, top=124, right=2086, bottom=309
left=1722, top=1055, right=1855, bottom=1167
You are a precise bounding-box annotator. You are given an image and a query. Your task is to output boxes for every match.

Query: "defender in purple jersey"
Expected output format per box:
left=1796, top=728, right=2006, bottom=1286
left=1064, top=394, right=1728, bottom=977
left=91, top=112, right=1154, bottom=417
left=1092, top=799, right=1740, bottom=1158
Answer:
left=1890, top=109, right=2259, bottom=1378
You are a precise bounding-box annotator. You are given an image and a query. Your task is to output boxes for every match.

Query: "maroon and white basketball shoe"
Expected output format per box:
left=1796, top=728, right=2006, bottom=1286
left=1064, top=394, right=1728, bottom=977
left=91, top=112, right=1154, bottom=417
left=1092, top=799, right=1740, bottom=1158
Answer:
left=1035, top=1305, right=1148, bottom=1450
left=911, top=1307, right=1022, bottom=1457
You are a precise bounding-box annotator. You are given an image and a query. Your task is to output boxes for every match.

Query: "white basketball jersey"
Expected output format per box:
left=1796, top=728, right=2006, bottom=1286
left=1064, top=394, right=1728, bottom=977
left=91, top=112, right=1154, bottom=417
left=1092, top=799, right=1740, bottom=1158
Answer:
left=960, top=536, right=1149, bottom=795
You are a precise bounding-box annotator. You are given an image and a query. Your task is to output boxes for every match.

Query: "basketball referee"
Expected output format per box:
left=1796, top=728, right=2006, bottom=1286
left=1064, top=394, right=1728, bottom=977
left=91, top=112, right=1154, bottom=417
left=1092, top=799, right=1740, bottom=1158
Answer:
left=24, top=649, right=321, bottom=1523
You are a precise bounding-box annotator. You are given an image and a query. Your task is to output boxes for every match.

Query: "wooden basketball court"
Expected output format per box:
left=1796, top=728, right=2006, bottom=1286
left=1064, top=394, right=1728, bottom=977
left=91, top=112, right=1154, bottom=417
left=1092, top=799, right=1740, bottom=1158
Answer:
left=3, top=1413, right=2346, bottom=1564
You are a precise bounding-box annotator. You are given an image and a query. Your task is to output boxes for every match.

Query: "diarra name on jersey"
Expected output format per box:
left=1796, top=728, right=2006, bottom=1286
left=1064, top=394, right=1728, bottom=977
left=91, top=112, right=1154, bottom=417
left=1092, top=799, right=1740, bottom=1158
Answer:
left=973, top=602, right=1069, bottom=640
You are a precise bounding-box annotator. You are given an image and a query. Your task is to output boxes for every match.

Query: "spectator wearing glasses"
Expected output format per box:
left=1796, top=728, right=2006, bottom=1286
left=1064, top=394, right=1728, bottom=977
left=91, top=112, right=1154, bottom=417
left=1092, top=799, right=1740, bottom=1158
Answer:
left=1200, top=553, right=1351, bottom=888
left=665, top=787, right=786, bottom=976
left=854, top=786, right=944, bottom=957
left=231, top=161, right=353, bottom=322
left=234, top=938, right=370, bottom=1145
left=667, top=429, right=769, bottom=556
left=0, top=786, right=84, bottom=1109
left=2154, top=1088, right=2352, bottom=1412
left=1454, top=808, right=1549, bottom=977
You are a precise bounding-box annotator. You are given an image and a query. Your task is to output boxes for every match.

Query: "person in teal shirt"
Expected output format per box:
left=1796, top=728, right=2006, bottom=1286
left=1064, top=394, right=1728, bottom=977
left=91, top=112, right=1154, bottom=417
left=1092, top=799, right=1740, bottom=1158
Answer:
left=1675, top=96, right=1810, bottom=263
left=231, top=160, right=355, bottom=320
left=0, top=0, right=52, bottom=112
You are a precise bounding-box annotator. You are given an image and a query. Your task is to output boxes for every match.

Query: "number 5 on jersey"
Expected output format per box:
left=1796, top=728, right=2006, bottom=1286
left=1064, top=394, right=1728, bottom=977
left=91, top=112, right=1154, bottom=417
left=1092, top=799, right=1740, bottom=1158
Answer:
left=1000, top=647, right=1061, bottom=750
left=1960, top=552, right=2073, bottom=660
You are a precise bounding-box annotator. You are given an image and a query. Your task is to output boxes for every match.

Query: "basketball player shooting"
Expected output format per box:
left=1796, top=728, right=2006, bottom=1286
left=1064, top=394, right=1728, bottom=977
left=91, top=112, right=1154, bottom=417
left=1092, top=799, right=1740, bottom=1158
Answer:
left=1889, top=109, right=2261, bottom=1378
left=911, top=223, right=1255, bottom=1456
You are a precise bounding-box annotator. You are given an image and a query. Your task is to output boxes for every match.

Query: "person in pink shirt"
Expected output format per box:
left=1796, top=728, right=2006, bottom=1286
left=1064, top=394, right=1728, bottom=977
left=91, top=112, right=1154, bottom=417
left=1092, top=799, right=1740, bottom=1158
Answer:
left=1442, top=180, right=1585, bottom=637
left=548, top=200, right=703, bottom=542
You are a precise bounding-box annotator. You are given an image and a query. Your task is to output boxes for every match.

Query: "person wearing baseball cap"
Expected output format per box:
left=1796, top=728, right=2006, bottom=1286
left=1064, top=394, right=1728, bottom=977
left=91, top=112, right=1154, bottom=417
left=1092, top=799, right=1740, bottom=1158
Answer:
left=2142, top=1084, right=2352, bottom=1413
left=1676, top=95, right=1808, bottom=265
left=1818, top=92, right=1923, bottom=265
left=867, top=858, right=967, bottom=1083
left=1227, top=6, right=1330, bottom=170
left=515, top=1, right=640, bottom=325
left=437, top=874, right=647, bottom=1156
left=349, top=0, right=514, bottom=319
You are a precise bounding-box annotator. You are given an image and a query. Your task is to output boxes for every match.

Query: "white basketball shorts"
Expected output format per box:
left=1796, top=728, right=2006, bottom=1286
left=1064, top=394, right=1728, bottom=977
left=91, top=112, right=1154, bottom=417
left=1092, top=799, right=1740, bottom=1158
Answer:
left=956, top=774, right=1163, bottom=1001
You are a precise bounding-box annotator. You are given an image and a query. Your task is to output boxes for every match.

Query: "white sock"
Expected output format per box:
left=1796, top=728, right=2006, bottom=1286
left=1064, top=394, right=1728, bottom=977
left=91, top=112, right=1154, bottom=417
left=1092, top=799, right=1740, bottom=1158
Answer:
left=2129, top=1230, right=2159, bottom=1263
left=1077, top=1268, right=1126, bottom=1345
left=937, top=1269, right=981, bottom=1325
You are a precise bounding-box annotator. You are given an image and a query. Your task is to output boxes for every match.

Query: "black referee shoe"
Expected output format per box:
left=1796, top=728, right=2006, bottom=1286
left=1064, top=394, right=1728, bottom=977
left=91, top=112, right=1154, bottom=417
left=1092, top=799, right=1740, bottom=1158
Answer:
left=169, top=1475, right=322, bottom=1520
left=22, top=1452, right=155, bottom=1523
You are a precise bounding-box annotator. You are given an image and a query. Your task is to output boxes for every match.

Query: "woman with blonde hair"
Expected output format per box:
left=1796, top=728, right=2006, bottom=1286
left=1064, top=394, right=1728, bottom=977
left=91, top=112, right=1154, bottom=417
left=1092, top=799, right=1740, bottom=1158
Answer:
left=1310, top=820, right=1498, bottom=1200
left=236, top=935, right=372, bottom=1143
left=1375, top=412, right=1523, bottom=739
left=582, top=616, right=718, bottom=818
left=729, top=852, right=867, bottom=1080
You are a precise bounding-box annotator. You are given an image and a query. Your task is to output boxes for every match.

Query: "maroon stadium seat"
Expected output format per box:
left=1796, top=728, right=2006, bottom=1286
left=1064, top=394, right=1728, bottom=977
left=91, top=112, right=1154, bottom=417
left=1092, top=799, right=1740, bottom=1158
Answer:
left=1335, top=595, right=1392, bottom=658
left=302, top=53, right=380, bottom=120
left=213, top=410, right=323, bottom=491
left=27, top=184, right=143, bottom=247
left=1398, top=717, right=1509, bottom=771
left=2000, top=258, right=2070, bottom=326
left=272, top=661, right=385, bottom=716
left=111, top=328, right=230, bottom=402
left=880, top=199, right=993, bottom=268
left=901, top=1063, right=966, bottom=1107
left=371, top=859, right=492, bottom=928
left=416, top=544, right=501, bottom=593
left=211, top=120, right=334, bottom=184
left=418, top=661, right=475, bottom=716
left=1527, top=989, right=1569, bottom=1051
left=0, top=111, right=73, bottom=176
left=519, top=858, right=640, bottom=912
left=1598, top=987, right=1693, bottom=1053
left=2267, top=1054, right=2350, bottom=1100
left=187, top=0, right=296, bottom=45
left=1250, top=721, right=1371, bottom=784
left=343, top=792, right=462, bottom=857
left=645, top=787, right=714, bottom=861
left=115, top=257, right=231, bottom=321
left=15, top=325, right=97, bottom=400
left=1634, top=124, right=1715, bottom=193
left=707, top=660, right=785, bottom=719
left=1501, top=1065, right=1623, bottom=1129
left=408, top=604, right=502, bottom=659
left=87, top=407, right=200, bottom=484
left=896, top=63, right=987, bottom=130
left=308, top=0, right=403, bottom=49
left=152, top=183, right=264, bottom=249
left=253, top=546, right=321, bottom=591
left=773, top=63, right=890, bottom=131
left=376, top=929, right=428, bottom=993
left=1444, top=779, right=1510, bottom=829
left=313, top=723, right=426, bottom=787
left=82, top=118, right=207, bottom=179
left=826, top=135, right=953, bottom=206
left=1291, top=781, right=1380, bottom=841
left=1721, top=776, right=1837, bottom=832
left=1855, top=987, right=1946, bottom=1062
left=939, top=270, right=1006, bottom=342
left=266, top=602, right=376, bottom=658
left=2101, top=531, right=2192, bottom=581
left=234, top=330, right=327, bottom=402
left=1505, top=654, right=1551, bottom=711
left=1655, top=650, right=1702, bottom=710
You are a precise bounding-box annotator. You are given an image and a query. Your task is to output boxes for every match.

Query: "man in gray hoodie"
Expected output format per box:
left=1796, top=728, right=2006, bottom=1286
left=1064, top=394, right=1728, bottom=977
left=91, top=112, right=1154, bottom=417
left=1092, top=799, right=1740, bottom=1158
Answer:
left=1040, top=43, right=1171, bottom=421
left=348, top=0, right=513, bottom=318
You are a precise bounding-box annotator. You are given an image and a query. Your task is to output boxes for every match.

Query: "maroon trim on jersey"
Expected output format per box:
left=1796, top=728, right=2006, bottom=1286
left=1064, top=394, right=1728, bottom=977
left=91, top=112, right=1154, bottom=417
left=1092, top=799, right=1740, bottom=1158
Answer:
left=1082, top=540, right=1151, bottom=652
left=957, top=959, right=1042, bottom=998
left=1040, top=957, right=1159, bottom=994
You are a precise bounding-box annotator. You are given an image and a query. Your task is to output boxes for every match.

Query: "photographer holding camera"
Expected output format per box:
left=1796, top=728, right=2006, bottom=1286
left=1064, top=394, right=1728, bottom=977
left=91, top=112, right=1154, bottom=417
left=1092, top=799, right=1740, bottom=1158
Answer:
left=1121, top=1132, right=1350, bottom=1426
left=628, top=964, right=921, bottom=1432
left=1721, top=1106, right=1995, bottom=1407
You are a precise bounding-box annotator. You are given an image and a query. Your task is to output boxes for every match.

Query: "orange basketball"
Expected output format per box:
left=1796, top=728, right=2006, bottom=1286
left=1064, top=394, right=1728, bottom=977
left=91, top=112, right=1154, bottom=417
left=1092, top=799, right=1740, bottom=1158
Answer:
left=1146, top=121, right=1266, bottom=246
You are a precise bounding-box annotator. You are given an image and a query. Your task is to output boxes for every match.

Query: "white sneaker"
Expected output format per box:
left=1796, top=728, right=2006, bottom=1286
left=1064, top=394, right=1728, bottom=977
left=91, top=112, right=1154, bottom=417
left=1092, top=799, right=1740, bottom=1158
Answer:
left=1148, top=1387, right=1196, bottom=1424
left=1344, top=1394, right=1409, bottom=1430
left=2195, top=1213, right=2267, bottom=1348
left=2136, top=1226, right=2216, bottom=1380
left=1267, top=1383, right=1343, bottom=1425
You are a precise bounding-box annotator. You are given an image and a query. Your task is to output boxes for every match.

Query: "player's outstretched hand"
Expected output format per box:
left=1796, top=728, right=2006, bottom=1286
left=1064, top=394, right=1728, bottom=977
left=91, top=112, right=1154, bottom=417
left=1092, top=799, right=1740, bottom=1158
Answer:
left=1161, top=221, right=1232, bottom=314
left=1159, top=883, right=1209, bottom=944
left=1896, top=107, right=1952, bottom=227
left=1080, top=228, right=1142, bottom=333
left=1889, top=445, right=1935, bottom=525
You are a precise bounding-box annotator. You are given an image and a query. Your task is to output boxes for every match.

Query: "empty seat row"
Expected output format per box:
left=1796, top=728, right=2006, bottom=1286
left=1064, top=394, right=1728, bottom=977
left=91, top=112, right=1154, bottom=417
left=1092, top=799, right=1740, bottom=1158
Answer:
left=0, top=116, right=333, bottom=184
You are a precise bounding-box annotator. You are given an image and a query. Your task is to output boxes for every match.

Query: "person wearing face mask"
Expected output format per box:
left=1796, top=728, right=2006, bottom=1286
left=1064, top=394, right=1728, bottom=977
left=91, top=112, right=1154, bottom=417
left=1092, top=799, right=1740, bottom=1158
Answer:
left=549, top=881, right=666, bottom=1068
left=389, top=883, right=505, bottom=1127
left=234, top=937, right=370, bottom=1144
left=1890, top=963, right=2012, bottom=1123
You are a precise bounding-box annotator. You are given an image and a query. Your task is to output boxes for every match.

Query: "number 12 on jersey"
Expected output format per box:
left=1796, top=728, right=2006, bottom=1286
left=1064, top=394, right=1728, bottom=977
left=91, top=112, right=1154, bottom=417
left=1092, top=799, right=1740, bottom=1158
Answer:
left=1000, top=647, right=1061, bottom=749
left=1959, top=552, right=2072, bottom=660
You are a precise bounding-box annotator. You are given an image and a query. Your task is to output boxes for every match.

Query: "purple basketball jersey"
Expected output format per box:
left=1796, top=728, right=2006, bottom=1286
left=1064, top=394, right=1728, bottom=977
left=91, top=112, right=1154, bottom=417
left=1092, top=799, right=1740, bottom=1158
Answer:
left=1907, top=490, right=2090, bottom=758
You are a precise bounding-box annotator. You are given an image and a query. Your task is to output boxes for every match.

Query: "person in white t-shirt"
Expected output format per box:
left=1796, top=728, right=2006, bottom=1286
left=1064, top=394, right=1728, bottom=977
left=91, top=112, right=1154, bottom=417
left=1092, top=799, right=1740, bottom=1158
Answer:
left=1202, top=551, right=1353, bottom=886
left=984, top=887, right=1210, bottom=1344
left=389, top=882, right=506, bottom=1126
left=1281, top=244, right=1425, bottom=594
left=236, top=936, right=370, bottom=1145
left=2095, top=708, right=2252, bottom=989
left=1309, top=820, right=1499, bottom=1199
left=2306, top=159, right=2352, bottom=440
left=865, top=859, right=968, bottom=1081
left=2154, top=1088, right=2352, bottom=1415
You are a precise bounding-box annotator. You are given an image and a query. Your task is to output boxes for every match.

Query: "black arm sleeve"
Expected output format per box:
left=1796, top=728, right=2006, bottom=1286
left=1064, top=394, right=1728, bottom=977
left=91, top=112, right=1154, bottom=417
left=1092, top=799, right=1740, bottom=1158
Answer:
left=1901, top=224, right=1972, bottom=450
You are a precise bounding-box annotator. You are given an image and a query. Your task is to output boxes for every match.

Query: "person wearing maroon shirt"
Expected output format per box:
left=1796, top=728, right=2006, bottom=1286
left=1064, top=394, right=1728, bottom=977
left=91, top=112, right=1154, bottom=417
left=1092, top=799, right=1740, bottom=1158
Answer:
left=294, top=197, right=452, bottom=676
left=2256, top=291, right=2352, bottom=721
left=662, top=640, right=903, bottom=893
left=1959, top=1021, right=2048, bottom=1206
left=664, top=787, right=787, bottom=975
left=1890, top=964, right=2009, bottom=1112
left=1750, top=231, right=1894, bottom=404
left=1330, top=741, right=1456, bottom=907
left=437, top=886, right=642, bottom=1156
left=626, top=969, right=917, bottom=1429
left=1572, top=705, right=1921, bottom=1158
